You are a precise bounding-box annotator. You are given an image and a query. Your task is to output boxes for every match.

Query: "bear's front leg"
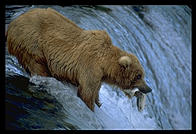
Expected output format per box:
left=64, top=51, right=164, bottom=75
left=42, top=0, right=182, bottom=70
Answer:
left=77, top=80, right=101, bottom=111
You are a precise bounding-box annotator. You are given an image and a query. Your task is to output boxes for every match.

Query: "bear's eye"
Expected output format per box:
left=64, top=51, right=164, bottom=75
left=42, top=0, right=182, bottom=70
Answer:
left=136, top=74, right=141, bottom=80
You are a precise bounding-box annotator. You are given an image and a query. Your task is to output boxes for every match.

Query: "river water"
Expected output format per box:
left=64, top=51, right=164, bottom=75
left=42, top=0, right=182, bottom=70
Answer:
left=5, top=5, right=192, bottom=130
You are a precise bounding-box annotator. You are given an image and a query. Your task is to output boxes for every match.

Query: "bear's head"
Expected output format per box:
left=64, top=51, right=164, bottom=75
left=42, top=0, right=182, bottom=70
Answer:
left=115, top=54, right=152, bottom=96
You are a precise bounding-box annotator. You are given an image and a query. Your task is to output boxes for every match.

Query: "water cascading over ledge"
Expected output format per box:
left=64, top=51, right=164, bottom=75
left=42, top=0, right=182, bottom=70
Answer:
left=5, top=5, right=191, bottom=130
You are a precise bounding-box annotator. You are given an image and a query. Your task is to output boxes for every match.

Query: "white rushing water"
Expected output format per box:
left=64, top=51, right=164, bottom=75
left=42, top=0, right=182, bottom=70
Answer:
left=29, top=75, right=158, bottom=130
left=5, top=5, right=191, bottom=130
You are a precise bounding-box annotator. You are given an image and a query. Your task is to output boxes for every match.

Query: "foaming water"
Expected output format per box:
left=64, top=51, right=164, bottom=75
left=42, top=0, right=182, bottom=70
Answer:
left=5, top=5, right=191, bottom=130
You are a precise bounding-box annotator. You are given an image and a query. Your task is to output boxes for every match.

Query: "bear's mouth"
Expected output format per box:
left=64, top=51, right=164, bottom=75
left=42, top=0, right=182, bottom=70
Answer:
left=134, top=85, right=152, bottom=94
left=123, top=88, right=147, bottom=112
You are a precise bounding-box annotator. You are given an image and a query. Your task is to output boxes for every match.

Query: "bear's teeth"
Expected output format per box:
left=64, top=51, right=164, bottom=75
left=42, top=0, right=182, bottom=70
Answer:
left=124, top=88, right=139, bottom=98
left=136, top=92, right=146, bottom=112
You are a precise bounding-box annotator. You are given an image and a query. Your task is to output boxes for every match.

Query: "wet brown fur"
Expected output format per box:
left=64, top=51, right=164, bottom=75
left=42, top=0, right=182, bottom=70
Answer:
left=7, top=8, right=149, bottom=111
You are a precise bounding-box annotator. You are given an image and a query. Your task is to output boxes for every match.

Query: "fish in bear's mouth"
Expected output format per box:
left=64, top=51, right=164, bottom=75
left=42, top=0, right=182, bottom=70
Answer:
left=124, top=87, right=151, bottom=112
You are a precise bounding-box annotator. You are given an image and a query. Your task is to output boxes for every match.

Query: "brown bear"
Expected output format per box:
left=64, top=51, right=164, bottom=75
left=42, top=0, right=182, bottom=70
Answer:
left=6, top=8, right=152, bottom=111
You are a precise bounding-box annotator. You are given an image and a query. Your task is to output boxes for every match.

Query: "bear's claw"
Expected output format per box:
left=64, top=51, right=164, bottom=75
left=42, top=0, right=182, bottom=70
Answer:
left=96, top=100, right=102, bottom=107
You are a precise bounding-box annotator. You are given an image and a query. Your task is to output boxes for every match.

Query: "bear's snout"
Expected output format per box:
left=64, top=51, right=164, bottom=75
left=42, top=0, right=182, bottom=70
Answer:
left=137, top=85, right=152, bottom=94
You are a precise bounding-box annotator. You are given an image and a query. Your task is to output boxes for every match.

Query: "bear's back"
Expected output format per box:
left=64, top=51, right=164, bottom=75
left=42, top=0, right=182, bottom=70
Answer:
left=7, top=8, right=83, bottom=47
left=7, top=8, right=84, bottom=58
left=8, top=8, right=82, bottom=32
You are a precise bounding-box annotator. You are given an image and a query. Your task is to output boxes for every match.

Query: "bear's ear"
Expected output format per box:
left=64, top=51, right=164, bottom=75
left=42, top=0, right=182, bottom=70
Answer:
left=118, top=56, right=132, bottom=68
